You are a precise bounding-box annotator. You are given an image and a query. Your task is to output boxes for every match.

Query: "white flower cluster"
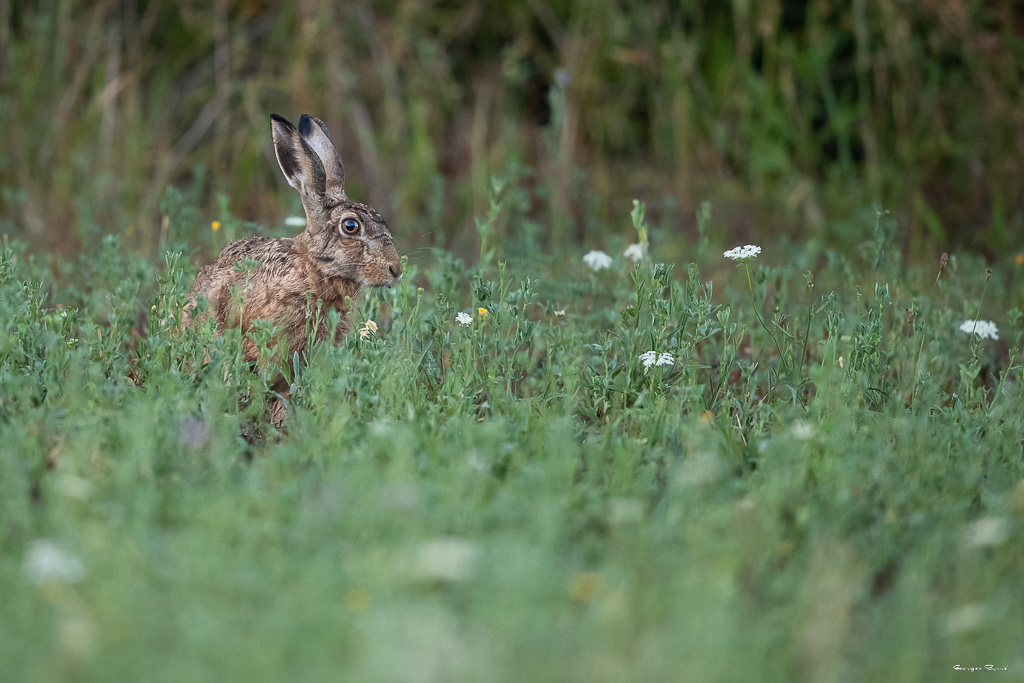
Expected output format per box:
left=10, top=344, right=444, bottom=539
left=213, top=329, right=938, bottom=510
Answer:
left=284, top=215, right=307, bottom=227
left=623, top=243, right=646, bottom=263
left=965, top=517, right=1009, bottom=547
left=456, top=311, right=473, bottom=326
left=23, top=539, right=85, bottom=585
left=791, top=420, right=815, bottom=440
left=412, top=537, right=478, bottom=583
left=639, top=351, right=675, bottom=369
left=724, top=244, right=761, bottom=261
left=959, top=320, right=999, bottom=340
left=358, top=320, right=378, bottom=339
left=583, top=250, right=613, bottom=272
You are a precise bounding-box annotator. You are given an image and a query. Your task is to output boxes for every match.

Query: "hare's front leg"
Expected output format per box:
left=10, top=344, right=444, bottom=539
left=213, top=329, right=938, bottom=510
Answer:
left=268, top=394, right=289, bottom=429
left=267, top=371, right=292, bottom=429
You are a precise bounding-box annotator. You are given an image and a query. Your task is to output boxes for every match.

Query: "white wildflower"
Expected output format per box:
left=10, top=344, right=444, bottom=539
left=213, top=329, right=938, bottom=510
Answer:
left=583, top=250, right=613, bottom=272
left=640, top=351, right=675, bottom=369
left=723, top=244, right=762, bottom=261
left=413, top=538, right=478, bottom=583
left=623, top=242, right=646, bottom=262
left=456, top=312, right=472, bottom=326
left=24, top=540, right=85, bottom=585
left=958, top=319, right=999, bottom=341
left=942, top=604, right=989, bottom=636
left=965, top=517, right=1010, bottom=547
left=284, top=215, right=307, bottom=227
left=554, top=309, right=566, bottom=317
left=791, top=420, right=815, bottom=441
left=358, top=319, right=378, bottom=339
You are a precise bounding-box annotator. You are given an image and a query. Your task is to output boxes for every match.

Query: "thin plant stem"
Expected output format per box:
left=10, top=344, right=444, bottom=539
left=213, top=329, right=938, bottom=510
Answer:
left=795, top=299, right=813, bottom=388
left=986, top=350, right=1017, bottom=418
left=967, top=273, right=991, bottom=357
left=744, top=262, right=788, bottom=374
left=910, top=328, right=927, bottom=410
left=912, top=255, right=951, bottom=410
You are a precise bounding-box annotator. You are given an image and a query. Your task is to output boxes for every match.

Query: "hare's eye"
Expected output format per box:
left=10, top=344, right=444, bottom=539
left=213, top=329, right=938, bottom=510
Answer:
left=341, top=218, right=361, bottom=235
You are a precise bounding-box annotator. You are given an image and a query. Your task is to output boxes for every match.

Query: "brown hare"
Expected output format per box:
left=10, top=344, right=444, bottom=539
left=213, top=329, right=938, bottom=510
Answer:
left=185, top=113, right=401, bottom=425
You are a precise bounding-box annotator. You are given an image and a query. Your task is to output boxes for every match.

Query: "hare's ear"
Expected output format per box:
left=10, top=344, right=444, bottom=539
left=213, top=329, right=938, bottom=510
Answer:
left=270, top=114, right=328, bottom=207
left=298, top=114, right=346, bottom=200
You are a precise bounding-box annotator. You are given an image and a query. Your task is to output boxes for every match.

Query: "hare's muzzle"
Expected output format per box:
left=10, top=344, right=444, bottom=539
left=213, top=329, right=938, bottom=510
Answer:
left=371, top=242, right=402, bottom=286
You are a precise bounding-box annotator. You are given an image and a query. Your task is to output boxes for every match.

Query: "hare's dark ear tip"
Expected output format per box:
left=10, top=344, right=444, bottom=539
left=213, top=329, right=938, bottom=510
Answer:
left=298, top=114, right=333, bottom=142
left=270, top=114, right=294, bottom=130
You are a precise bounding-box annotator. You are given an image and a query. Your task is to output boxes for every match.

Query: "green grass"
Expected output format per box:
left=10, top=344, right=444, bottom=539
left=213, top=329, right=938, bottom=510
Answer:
left=4, top=4, right=1022, bottom=678
left=1, top=196, right=1022, bottom=682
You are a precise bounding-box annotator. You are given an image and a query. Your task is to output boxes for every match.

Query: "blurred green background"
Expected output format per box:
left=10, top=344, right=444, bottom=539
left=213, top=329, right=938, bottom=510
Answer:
left=1, top=0, right=1022, bottom=260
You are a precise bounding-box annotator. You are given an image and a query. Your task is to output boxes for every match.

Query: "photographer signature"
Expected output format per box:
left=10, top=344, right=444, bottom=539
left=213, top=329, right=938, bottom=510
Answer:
left=954, top=665, right=1008, bottom=671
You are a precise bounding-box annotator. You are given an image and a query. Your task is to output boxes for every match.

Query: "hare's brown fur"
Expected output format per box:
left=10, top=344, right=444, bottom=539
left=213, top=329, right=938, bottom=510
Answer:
left=184, top=114, right=400, bottom=422
left=186, top=234, right=358, bottom=361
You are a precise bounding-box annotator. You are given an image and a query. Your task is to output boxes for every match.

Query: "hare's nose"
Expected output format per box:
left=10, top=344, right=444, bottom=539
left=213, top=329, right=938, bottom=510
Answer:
left=389, top=263, right=402, bottom=279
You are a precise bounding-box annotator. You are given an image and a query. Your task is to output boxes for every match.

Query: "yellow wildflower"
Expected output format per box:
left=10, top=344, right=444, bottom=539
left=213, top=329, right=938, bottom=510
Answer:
left=211, top=220, right=221, bottom=232
left=569, top=571, right=601, bottom=603
left=478, top=307, right=488, bottom=317
left=344, top=589, right=370, bottom=612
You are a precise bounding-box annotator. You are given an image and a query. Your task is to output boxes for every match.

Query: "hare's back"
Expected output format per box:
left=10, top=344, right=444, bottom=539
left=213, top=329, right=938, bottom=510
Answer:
left=192, top=236, right=298, bottom=297
left=214, top=236, right=296, bottom=274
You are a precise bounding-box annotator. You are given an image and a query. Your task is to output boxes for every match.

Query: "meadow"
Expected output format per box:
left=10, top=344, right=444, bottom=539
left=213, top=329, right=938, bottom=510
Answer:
left=3, top=1, right=1024, bottom=681
left=1, top=189, right=1022, bottom=681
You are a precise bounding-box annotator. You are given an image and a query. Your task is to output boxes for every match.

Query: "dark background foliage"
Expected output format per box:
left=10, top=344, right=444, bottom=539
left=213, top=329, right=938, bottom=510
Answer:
left=1, top=0, right=1022, bottom=260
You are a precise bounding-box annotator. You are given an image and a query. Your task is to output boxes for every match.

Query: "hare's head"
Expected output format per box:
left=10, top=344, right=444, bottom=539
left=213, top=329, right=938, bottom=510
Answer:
left=271, top=113, right=402, bottom=287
